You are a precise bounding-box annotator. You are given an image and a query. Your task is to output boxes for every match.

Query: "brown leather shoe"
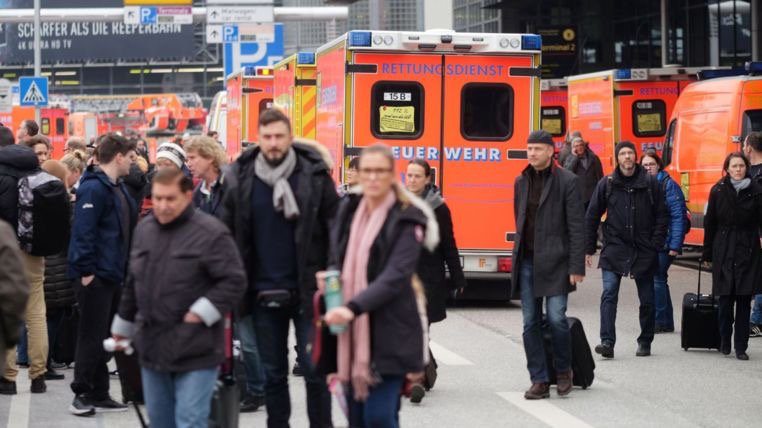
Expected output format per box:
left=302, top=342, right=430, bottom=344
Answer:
left=556, top=371, right=573, bottom=396
left=524, top=382, right=550, bottom=400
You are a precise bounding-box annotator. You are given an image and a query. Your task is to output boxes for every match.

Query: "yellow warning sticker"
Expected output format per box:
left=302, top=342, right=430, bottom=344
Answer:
left=637, top=113, right=662, bottom=133
left=379, top=106, right=415, bottom=133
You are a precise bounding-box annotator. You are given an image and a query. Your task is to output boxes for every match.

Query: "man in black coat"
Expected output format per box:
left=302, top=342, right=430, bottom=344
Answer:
left=111, top=168, right=246, bottom=427
left=585, top=141, right=669, bottom=359
left=512, top=130, right=585, bottom=400
left=221, top=109, right=338, bottom=428
left=563, top=136, right=604, bottom=209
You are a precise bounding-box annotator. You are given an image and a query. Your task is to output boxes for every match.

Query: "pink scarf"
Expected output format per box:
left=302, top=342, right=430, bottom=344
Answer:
left=338, top=190, right=396, bottom=401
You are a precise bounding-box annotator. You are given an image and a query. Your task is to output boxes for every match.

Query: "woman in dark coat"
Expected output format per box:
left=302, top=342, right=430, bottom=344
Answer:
left=322, top=145, right=435, bottom=428
left=703, top=152, right=762, bottom=360
left=404, top=159, right=466, bottom=402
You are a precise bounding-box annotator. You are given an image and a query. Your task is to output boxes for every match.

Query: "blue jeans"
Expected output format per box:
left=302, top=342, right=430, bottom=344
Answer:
left=751, top=295, right=762, bottom=325
left=519, top=259, right=571, bottom=383
left=600, top=270, right=655, bottom=347
left=237, top=314, right=265, bottom=397
left=252, top=302, right=332, bottom=428
left=16, top=325, right=28, bottom=365
left=141, top=366, right=218, bottom=428
left=654, top=252, right=675, bottom=330
left=348, top=375, right=404, bottom=428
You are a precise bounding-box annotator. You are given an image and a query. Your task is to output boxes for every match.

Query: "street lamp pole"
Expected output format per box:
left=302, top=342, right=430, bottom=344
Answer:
left=33, top=0, right=41, bottom=124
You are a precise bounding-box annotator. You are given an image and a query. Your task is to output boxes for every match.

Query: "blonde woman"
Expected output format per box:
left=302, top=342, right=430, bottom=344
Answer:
left=185, top=136, right=228, bottom=217
left=60, top=150, right=87, bottom=198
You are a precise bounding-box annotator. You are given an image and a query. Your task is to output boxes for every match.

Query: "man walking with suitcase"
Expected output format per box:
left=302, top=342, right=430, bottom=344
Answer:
left=585, top=141, right=669, bottom=359
left=512, top=130, right=586, bottom=399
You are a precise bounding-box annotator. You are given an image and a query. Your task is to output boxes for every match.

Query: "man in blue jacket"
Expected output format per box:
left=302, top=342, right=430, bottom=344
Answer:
left=67, top=134, right=137, bottom=416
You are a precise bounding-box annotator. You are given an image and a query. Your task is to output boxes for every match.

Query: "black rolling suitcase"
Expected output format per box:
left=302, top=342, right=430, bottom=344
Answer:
left=543, top=316, right=595, bottom=389
left=209, top=314, right=240, bottom=428
left=113, top=349, right=148, bottom=428
left=681, top=261, right=720, bottom=351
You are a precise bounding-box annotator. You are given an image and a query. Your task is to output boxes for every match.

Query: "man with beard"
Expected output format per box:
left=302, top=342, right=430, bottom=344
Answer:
left=221, top=109, right=338, bottom=428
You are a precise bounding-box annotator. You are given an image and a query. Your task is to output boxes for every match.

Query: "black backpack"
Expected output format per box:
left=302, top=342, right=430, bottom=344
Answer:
left=17, top=170, right=70, bottom=257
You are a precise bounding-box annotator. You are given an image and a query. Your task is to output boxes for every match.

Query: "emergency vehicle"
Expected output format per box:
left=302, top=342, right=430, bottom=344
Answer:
left=206, top=90, right=227, bottom=145
left=540, top=78, right=568, bottom=149
left=0, top=105, right=69, bottom=159
left=315, top=30, right=542, bottom=288
left=567, top=67, right=708, bottom=171
left=274, top=52, right=318, bottom=139
left=225, top=67, right=274, bottom=160
left=69, top=112, right=99, bottom=143
left=662, top=63, right=762, bottom=246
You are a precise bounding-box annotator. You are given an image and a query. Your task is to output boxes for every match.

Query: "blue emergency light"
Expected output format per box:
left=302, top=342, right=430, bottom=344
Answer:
left=297, top=52, right=315, bottom=65
left=348, top=31, right=372, bottom=47
left=615, top=69, right=632, bottom=80
left=698, top=67, right=747, bottom=80
left=521, top=34, right=542, bottom=51
left=746, top=61, right=762, bottom=74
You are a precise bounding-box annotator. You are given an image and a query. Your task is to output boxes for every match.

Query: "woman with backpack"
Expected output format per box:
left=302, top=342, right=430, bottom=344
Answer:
left=703, top=152, right=762, bottom=360
left=640, top=150, right=687, bottom=333
left=321, top=145, right=435, bottom=427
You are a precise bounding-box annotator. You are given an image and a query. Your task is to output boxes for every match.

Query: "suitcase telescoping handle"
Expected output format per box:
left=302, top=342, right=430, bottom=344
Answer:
left=697, top=258, right=715, bottom=301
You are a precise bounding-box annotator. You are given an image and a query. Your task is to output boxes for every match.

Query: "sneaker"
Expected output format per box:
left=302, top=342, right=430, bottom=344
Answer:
left=524, top=383, right=550, bottom=400
left=635, top=343, right=651, bottom=357
left=50, top=361, right=68, bottom=370
left=91, top=396, right=129, bottom=413
left=292, top=363, right=303, bottom=377
left=750, top=324, right=762, bottom=338
left=69, top=395, right=96, bottom=417
left=30, top=376, right=46, bottom=393
left=45, top=368, right=65, bottom=380
left=594, top=343, right=614, bottom=359
left=736, top=352, right=750, bottom=361
left=240, top=394, right=264, bottom=413
left=0, top=378, right=17, bottom=395
left=410, top=383, right=425, bottom=404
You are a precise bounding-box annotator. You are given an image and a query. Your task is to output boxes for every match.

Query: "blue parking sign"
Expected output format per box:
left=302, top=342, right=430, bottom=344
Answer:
left=223, top=25, right=239, bottom=43
left=140, top=7, right=157, bottom=25
left=19, top=77, right=48, bottom=107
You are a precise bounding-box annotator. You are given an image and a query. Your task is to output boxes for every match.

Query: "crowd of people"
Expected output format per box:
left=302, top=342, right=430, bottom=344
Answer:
left=0, top=112, right=761, bottom=428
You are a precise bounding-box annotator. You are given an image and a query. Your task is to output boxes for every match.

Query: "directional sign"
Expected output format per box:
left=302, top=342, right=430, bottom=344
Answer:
left=19, top=77, right=48, bottom=108
left=206, top=25, right=224, bottom=44
left=206, top=0, right=273, bottom=4
left=124, top=5, right=192, bottom=25
left=224, top=23, right=283, bottom=77
left=124, top=0, right=192, bottom=4
left=0, top=79, right=12, bottom=113
left=207, top=6, right=275, bottom=24
left=208, top=23, right=275, bottom=44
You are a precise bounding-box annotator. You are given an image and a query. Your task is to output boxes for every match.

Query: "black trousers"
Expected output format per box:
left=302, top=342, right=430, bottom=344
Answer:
left=718, top=294, right=752, bottom=354
left=70, top=277, right=120, bottom=400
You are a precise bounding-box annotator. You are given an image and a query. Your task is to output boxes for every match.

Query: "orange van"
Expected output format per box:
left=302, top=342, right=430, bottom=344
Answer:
left=315, top=30, right=542, bottom=288
left=274, top=52, right=317, bottom=139
left=662, top=66, right=762, bottom=246
left=566, top=68, right=711, bottom=172
left=540, top=78, right=568, bottom=150
left=225, top=67, right=274, bottom=160
left=0, top=106, right=69, bottom=159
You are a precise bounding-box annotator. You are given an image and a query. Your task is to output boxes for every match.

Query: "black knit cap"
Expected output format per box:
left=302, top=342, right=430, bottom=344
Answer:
left=527, top=130, right=554, bottom=146
left=615, top=140, right=637, bottom=159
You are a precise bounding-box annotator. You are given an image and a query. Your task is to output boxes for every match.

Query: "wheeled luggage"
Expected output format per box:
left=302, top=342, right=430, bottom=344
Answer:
left=209, top=314, right=240, bottom=428
left=113, top=350, right=144, bottom=405
left=681, top=261, right=720, bottom=351
left=543, top=316, right=595, bottom=389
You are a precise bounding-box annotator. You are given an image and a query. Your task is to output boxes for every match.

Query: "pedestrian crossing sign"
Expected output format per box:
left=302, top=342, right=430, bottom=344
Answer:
left=19, top=77, right=48, bottom=107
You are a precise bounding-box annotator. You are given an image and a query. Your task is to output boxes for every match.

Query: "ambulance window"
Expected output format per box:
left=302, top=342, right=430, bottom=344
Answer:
left=662, top=119, right=676, bottom=166
left=541, top=106, right=566, bottom=137
left=259, top=98, right=273, bottom=113
left=41, top=118, right=50, bottom=135
left=371, top=82, right=423, bottom=139
left=742, top=110, right=762, bottom=138
left=56, top=118, right=65, bottom=135
left=461, top=83, right=513, bottom=141
left=632, top=100, right=667, bottom=137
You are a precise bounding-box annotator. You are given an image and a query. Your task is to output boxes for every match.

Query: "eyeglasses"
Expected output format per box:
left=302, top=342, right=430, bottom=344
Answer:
left=358, top=168, right=393, bottom=177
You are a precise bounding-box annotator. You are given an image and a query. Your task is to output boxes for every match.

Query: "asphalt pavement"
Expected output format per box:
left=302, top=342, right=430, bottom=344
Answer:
left=1, top=259, right=760, bottom=427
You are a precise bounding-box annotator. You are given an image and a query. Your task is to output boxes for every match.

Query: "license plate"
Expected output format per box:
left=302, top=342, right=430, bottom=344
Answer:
left=463, top=255, right=498, bottom=272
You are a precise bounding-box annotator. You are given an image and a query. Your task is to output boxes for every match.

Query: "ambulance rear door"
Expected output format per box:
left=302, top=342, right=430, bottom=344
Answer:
left=616, top=77, right=680, bottom=155
left=441, top=54, right=538, bottom=263
left=349, top=52, right=443, bottom=181
left=568, top=72, right=617, bottom=170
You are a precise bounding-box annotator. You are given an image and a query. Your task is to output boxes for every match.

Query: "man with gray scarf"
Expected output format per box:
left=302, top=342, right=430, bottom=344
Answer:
left=222, top=109, right=338, bottom=428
